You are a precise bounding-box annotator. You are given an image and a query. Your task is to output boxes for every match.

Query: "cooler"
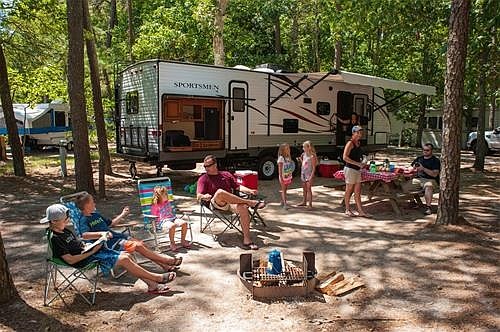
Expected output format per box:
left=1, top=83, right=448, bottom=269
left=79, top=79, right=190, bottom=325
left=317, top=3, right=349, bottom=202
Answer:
left=234, top=170, right=258, bottom=190
left=319, top=160, right=341, bottom=178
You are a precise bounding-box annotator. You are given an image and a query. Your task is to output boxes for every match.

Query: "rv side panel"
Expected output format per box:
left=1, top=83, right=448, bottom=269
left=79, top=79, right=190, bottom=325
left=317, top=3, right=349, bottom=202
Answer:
left=119, top=61, right=159, bottom=156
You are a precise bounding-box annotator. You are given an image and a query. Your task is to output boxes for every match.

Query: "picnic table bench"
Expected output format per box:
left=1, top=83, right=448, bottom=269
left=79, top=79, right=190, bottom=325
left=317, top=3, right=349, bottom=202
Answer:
left=333, top=169, right=422, bottom=216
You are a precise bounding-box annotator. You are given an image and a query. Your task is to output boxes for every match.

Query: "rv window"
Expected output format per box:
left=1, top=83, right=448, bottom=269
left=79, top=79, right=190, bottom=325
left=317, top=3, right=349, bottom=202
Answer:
left=232, top=87, right=245, bottom=112
left=317, top=102, right=330, bottom=116
left=426, top=117, right=438, bottom=129
left=32, top=112, right=51, bottom=128
left=126, top=91, right=139, bottom=114
left=354, top=98, right=365, bottom=116
left=54, top=111, right=66, bottom=127
left=283, top=119, right=298, bottom=133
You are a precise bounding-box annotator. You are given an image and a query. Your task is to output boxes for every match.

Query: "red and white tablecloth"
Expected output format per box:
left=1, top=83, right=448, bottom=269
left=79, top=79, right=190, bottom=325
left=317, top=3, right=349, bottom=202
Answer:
left=334, top=169, right=414, bottom=183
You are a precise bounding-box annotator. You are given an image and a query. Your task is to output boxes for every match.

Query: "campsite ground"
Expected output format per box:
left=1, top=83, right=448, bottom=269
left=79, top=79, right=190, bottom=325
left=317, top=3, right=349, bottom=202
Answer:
left=0, top=147, right=498, bottom=331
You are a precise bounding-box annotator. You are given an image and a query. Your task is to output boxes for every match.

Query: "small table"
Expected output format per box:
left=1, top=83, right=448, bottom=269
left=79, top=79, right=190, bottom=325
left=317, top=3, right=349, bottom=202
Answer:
left=334, top=169, right=417, bottom=216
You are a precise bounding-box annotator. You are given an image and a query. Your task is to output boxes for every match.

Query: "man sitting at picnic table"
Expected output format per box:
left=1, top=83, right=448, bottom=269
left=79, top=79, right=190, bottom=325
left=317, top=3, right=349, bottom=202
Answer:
left=411, top=143, right=440, bottom=215
left=197, top=155, right=266, bottom=250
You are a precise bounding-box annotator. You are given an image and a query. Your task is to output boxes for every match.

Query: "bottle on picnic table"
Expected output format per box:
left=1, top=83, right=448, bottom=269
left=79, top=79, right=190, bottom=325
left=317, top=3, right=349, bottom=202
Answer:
left=383, top=159, right=390, bottom=171
left=369, top=161, right=377, bottom=173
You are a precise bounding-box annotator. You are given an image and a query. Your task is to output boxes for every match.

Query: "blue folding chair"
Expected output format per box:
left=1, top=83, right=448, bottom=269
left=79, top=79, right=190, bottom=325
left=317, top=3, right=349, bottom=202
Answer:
left=60, top=192, right=135, bottom=279
left=137, top=177, right=194, bottom=252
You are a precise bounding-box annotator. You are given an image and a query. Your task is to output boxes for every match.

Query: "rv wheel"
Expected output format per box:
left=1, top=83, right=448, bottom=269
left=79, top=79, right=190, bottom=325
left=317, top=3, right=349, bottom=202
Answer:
left=258, top=156, right=277, bottom=180
left=129, top=162, right=137, bottom=178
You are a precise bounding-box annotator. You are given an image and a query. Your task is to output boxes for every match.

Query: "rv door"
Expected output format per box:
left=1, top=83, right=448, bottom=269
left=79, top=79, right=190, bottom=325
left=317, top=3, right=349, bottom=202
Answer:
left=228, top=82, right=248, bottom=150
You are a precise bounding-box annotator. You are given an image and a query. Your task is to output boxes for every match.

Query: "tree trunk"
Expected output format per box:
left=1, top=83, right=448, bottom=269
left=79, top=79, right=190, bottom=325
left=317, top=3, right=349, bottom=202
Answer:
left=106, top=0, right=116, bottom=48
left=488, top=29, right=496, bottom=130
left=67, top=0, right=96, bottom=194
left=213, top=0, right=228, bottom=66
left=290, top=4, right=299, bottom=70
left=312, top=0, right=320, bottom=71
left=334, top=2, right=342, bottom=69
left=274, top=15, right=282, bottom=55
left=436, top=0, right=470, bottom=225
left=0, top=232, right=18, bottom=303
left=473, top=45, right=489, bottom=171
left=102, top=0, right=116, bottom=100
left=83, top=0, right=113, bottom=184
left=415, top=42, right=431, bottom=147
left=415, top=97, right=427, bottom=148
left=127, top=0, right=134, bottom=62
left=0, top=44, right=26, bottom=177
left=488, top=93, right=496, bottom=130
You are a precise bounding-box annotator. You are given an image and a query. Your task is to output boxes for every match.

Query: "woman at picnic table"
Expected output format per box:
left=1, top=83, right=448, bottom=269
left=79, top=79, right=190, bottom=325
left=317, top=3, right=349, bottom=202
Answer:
left=41, top=203, right=176, bottom=294
left=342, top=125, right=372, bottom=218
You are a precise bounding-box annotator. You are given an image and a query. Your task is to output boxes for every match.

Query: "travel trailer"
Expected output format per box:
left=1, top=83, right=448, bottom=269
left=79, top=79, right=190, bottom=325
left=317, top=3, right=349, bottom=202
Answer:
left=0, top=102, right=73, bottom=150
left=116, top=60, right=435, bottom=178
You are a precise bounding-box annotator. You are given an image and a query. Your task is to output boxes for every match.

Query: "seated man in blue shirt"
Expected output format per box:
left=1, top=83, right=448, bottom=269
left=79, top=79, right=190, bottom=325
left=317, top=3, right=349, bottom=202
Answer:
left=411, top=143, right=440, bottom=215
left=76, top=192, right=182, bottom=272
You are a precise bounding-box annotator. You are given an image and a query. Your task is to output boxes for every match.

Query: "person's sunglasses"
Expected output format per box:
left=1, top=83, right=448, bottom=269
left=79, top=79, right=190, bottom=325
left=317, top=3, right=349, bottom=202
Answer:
left=204, top=162, right=216, bottom=168
left=423, top=149, right=431, bottom=152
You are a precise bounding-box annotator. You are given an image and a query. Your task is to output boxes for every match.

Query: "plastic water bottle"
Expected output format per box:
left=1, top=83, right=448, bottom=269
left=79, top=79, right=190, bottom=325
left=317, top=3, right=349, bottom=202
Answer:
left=267, top=249, right=282, bottom=275
left=369, top=161, right=377, bottom=173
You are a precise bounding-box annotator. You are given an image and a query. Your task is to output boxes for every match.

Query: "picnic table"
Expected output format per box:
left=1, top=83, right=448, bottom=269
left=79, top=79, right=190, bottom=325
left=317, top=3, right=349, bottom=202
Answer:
left=333, top=169, right=420, bottom=216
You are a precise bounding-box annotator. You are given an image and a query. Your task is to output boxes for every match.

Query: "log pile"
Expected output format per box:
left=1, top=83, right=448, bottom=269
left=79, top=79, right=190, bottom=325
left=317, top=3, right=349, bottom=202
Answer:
left=315, top=271, right=364, bottom=296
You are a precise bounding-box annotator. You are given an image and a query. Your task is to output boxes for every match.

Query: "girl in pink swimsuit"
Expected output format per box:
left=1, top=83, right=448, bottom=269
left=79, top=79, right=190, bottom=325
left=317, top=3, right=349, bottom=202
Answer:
left=297, top=141, right=317, bottom=208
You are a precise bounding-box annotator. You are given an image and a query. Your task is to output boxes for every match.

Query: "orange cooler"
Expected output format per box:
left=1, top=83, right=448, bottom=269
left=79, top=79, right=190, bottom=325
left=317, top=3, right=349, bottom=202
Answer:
left=319, top=160, right=341, bottom=178
left=234, top=170, right=258, bottom=190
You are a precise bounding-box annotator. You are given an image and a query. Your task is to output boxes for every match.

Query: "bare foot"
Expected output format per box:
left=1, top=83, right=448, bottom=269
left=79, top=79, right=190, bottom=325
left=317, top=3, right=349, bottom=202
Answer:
left=181, top=241, right=191, bottom=249
left=358, top=212, right=373, bottom=218
left=296, top=202, right=307, bottom=207
left=170, top=244, right=178, bottom=252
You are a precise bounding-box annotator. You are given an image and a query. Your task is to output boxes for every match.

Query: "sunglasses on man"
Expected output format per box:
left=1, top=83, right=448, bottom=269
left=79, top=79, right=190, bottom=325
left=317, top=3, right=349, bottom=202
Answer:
left=204, top=162, right=216, bottom=168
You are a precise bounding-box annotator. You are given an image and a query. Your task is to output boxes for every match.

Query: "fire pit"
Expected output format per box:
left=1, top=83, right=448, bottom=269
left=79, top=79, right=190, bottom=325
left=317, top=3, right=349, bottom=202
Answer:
left=237, top=251, right=317, bottom=299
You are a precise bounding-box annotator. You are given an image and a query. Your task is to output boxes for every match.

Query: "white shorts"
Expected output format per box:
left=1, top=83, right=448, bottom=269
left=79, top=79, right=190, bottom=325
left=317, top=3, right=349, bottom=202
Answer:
left=211, top=198, right=233, bottom=212
left=157, top=218, right=186, bottom=231
left=344, top=167, right=361, bottom=184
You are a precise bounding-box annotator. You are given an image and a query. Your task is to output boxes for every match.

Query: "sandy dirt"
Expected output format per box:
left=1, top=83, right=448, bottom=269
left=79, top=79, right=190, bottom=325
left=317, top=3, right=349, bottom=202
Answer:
left=0, top=147, right=498, bottom=331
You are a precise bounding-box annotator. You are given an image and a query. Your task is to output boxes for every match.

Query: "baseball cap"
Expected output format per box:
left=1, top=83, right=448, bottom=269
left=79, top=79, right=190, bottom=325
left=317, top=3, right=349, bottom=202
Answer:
left=40, top=204, right=69, bottom=223
left=352, top=125, right=363, bottom=133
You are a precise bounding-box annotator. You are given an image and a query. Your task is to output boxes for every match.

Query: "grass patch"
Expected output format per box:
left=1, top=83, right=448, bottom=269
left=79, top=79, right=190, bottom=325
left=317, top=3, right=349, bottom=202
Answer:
left=0, top=149, right=105, bottom=176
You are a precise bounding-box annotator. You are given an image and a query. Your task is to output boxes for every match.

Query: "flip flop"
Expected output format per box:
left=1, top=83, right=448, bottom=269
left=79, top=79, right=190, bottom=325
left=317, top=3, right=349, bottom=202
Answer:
left=162, top=265, right=179, bottom=272
left=160, top=272, right=176, bottom=284
left=345, top=210, right=356, bottom=217
left=147, top=283, right=170, bottom=295
left=173, top=257, right=183, bottom=266
left=358, top=213, right=373, bottom=218
left=242, top=242, right=258, bottom=250
left=253, top=200, right=266, bottom=210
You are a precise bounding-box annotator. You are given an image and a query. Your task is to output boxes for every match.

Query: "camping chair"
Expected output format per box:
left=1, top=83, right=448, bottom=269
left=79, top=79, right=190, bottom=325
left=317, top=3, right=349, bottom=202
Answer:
left=60, top=192, right=136, bottom=279
left=237, top=191, right=267, bottom=227
left=199, top=198, right=243, bottom=240
left=43, top=228, right=100, bottom=307
left=137, top=177, right=194, bottom=252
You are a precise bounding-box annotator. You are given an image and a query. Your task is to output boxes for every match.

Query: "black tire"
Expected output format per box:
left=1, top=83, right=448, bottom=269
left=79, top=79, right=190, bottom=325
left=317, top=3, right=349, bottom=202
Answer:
left=258, top=155, right=277, bottom=180
left=66, top=141, right=74, bottom=151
